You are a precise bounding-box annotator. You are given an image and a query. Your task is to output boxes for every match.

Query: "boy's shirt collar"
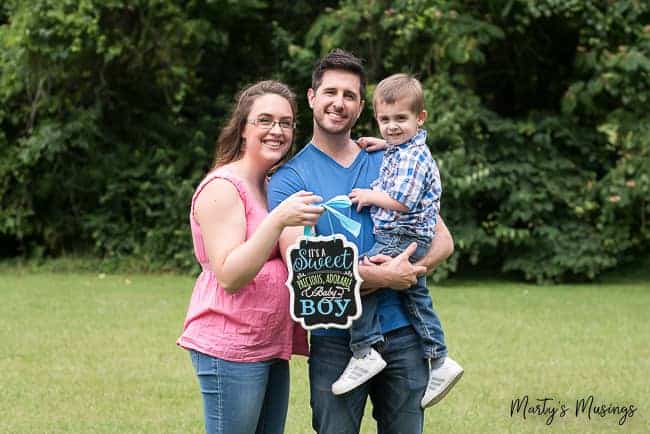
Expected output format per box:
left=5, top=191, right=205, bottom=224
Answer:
left=385, top=129, right=428, bottom=154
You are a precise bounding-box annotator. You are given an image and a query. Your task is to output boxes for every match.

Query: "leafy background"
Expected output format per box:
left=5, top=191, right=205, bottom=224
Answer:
left=1, top=0, right=648, bottom=282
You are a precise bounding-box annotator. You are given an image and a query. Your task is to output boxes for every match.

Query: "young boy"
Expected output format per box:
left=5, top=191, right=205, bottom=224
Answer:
left=331, top=74, right=463, bottom=408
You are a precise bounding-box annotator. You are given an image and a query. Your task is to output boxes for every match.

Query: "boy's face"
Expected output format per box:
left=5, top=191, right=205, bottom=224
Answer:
left=374, top=97, right=427, bottom=145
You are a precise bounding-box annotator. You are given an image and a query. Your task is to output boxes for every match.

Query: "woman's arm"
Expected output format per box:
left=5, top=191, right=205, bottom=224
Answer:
left=196, top=180, right=322, bottom=293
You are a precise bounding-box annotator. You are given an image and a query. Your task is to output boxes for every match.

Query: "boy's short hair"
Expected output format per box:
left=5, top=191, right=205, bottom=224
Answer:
left=312, top=49, right=366, bottom=100
left=373, top=73, right=424, bottom=114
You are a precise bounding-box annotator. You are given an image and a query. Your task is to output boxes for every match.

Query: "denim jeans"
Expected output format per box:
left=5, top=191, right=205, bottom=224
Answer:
left=349, top=231, right=447, bottom=360
left=189, top=350, right=289, bottom=434
left=310, top=326, right=428, bottom=434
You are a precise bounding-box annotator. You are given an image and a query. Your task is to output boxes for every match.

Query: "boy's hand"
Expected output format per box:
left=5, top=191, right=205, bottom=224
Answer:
left=356, top=137, right=388, bottom=152
left=349, top=188, right=376, bottom=212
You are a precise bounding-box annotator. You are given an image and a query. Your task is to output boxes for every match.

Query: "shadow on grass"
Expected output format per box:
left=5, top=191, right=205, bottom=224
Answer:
left=0, top=254, right=199, bottom=276
left=2, top=252, right=649, bottom=286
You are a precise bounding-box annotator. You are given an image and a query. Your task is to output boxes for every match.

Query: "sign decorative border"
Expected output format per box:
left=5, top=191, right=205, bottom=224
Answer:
left=285, top=234, right=363, bottom=330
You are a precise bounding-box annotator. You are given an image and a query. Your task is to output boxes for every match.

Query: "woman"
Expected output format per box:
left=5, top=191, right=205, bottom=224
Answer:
left=177, top=80, right=324, bottom=434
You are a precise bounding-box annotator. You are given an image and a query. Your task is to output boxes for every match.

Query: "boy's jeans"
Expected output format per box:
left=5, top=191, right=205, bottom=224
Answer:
left=349, top=230, right=447, bottom=360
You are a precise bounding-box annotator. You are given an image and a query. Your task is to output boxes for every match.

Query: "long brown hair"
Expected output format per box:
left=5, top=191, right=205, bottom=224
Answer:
left=212, top=80, right=297, bottom=169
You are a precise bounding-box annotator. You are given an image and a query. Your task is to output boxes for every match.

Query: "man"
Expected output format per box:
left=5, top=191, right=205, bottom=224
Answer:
left=268, top=49, right=454, bottom=434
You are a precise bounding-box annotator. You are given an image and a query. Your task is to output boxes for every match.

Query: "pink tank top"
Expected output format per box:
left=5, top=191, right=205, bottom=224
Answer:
left=176, top=169, right=308, bottom=361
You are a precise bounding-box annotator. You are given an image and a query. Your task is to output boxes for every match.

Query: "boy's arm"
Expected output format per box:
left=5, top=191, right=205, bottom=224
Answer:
left=356, top=137, right=388, bottom=152
left=349, top=188, right=408, bottom=213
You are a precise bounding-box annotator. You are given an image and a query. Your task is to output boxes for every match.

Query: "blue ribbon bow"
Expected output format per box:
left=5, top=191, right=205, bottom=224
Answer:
left=304, top=195, right=361, bottom=238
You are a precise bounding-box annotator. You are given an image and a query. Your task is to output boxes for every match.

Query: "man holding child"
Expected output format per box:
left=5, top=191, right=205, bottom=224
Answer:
left=269, top=49, right=460, bottom=434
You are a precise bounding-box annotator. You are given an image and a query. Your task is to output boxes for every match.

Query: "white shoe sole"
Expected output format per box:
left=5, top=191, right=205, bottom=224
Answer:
left=421, top=369, right=464, bottom=408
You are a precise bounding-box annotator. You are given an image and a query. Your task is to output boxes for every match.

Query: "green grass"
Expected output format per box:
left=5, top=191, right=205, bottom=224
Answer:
left=1, top=270, right=648, bottom=433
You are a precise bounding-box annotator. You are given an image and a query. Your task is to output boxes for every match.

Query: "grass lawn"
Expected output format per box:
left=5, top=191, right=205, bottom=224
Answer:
left=0, top=269, right=648, bottom=433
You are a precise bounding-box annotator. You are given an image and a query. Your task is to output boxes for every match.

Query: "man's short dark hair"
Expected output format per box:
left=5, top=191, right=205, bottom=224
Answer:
left=311, top=49, right=366, bottom=100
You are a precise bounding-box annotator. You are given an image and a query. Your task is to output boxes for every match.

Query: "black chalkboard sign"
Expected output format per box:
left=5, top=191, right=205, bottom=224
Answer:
left=285, top=234, right=363, bottom=330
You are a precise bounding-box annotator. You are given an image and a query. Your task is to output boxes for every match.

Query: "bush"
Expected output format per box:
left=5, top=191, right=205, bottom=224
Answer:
left=2, top=0, right=648, bottom=282
left=295, top=0, right=650, bottom=282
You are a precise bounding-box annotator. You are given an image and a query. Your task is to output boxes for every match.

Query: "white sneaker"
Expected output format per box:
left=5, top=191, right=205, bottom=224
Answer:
left=421, top=356, right=464, bottom=408
left=331, top=348, right=387, bottom=395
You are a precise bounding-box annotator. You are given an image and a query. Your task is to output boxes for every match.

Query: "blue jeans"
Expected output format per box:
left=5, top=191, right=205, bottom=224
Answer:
left=349, top=231, right=447, bottom=360
left=189, top=350, right=289, bottom=434
left=310, top=326, right=428, bottom=434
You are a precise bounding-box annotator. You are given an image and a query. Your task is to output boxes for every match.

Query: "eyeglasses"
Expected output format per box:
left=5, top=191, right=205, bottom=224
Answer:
left=247, top=117, right=296, bottom=131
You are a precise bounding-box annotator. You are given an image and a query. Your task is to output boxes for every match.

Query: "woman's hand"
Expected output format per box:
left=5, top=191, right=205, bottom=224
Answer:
left=271, top=190, right=324, bottom=228
left=357, top=137, right=388, bottom=152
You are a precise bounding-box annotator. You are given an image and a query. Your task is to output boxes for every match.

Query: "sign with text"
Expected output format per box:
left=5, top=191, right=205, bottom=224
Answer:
left=285, top=234, right=362, bottom=330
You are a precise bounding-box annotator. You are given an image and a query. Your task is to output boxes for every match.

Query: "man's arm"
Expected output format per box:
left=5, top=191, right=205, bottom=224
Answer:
left=415, top=216, right=454, bottom=274
left=279, top=227, right=424, bottom=296
left=358, top=243, right=425, bottom=294
left=279, top=219, right=453, bottom=293
left=360, top=216, right=454, bottom=294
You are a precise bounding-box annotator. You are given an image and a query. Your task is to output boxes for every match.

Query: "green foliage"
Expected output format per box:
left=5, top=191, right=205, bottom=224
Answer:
left=293, top=0, right=650, bottom=282
left=1, top=0, right=648, bottom=282
left=2, top=0, right=205, bottom=267
left=0, top=0, right=287, bottom=269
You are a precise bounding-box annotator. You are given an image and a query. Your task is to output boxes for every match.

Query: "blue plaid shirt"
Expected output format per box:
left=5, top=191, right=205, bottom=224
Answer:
left=370, top=129, right=441, bottom=240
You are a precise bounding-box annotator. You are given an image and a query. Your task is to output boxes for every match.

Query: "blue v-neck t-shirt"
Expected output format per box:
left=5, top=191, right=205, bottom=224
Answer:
left=268, top=143, right=410, bottom=337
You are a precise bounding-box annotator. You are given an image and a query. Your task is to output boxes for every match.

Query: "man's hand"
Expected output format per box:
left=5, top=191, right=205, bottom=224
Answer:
left=360, top=243, right=425, bottom=294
